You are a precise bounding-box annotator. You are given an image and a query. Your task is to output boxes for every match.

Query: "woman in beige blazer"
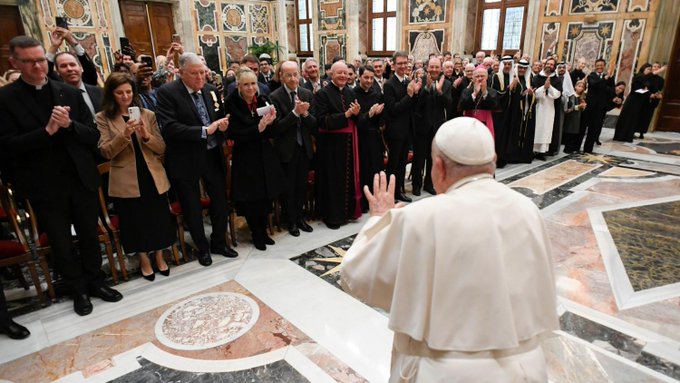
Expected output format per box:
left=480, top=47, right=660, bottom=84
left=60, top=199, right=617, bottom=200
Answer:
left=96, top=72, right=175, bottom=281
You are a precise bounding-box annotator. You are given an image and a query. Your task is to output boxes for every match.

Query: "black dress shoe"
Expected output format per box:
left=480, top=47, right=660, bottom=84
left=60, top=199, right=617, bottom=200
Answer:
left=211, top=246, right=238, bottom=258
left=596, top=141, right=602, bottom=145
left=534, top=153, right=547, bottom=161
left=73, top=293, right=93, bottom=316
left=253, top=240, right=266, bottom=251
left=396, top=193, right=412, bottom=203
left=423, top=186, right=436, bottom=195
left=288, top=224, right=300, bottom=237
left=297, top=221, right=313, bottom=232
left=197, top=252, right=213, bottom=266
left=264, top=235, right=275, bottom=245
left=159, top=267, right=170, bottom=277
left=89, top=285, right=123, bottom=302
left=412, top=188, right=421, bottom=196
left=325, top=222, right=340, bottom=230
left=0, top=319, right=30, bottom=340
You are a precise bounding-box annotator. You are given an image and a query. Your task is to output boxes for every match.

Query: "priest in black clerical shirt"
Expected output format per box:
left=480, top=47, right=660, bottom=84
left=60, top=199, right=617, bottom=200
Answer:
left=354, top=64, right=385, bottom=211
left=0, top=36, right=123, bottom=317
left=314, top=61, right=362, bottom=229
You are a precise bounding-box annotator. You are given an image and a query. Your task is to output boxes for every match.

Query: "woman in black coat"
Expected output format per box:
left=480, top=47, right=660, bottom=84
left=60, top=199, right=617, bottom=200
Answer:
left=613, top=64, right=652, bottom=142
left=227, top=69, right=286, bottom=250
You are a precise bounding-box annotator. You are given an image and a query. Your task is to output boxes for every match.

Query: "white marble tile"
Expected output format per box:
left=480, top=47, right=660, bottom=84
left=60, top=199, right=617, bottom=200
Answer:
left=235, top=258, right=393, bottom=383
left=285, top=345, right=337, bottom=383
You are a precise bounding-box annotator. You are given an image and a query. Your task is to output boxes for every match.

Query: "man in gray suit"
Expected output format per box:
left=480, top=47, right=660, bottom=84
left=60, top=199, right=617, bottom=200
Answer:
left=269, top=61, right=316, bottom=236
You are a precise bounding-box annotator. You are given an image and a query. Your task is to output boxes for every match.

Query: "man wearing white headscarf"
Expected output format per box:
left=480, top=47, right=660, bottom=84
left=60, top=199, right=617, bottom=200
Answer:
left=341, top=117, right=558, bottom=382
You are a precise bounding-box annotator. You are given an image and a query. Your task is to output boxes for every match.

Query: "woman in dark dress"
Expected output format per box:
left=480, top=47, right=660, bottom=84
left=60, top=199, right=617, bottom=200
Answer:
left=96, top=73, right=176, bottom=281
left=613, top=64, right=652, bottom=142
left=637, top=62, right=665, bottom=138
left=227, top=69, right=286, bottom=250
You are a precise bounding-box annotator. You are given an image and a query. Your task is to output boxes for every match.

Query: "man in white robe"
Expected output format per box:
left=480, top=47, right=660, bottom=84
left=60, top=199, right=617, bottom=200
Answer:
left=341, top=117, right=558, bottom=382
left=532, top=58, right=562, bottom=159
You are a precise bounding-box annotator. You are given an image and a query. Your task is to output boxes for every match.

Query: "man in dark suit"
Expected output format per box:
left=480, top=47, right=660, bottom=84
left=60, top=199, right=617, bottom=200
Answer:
left=270, top=61, right=316, bottom=237
left=156, top=52, right=237, bottom=266
left=0, top=36, right=122, bottom=316
left=47, top=27, right=99, bottom=86
left=413, top=58, right=452, bottom=196
left=54, top=51, right=103, bottom=118
left=301, top=58, right=322, bottom=94
left=582, top=58, right=615, bottom=153
left=383, top=51, right=422, bottom=202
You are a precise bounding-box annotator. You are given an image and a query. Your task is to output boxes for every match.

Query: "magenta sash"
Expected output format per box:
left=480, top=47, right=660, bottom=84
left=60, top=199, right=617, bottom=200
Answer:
left=464, top=109, right=495, bottom=138
left=319, top=120, right=362, bottom=219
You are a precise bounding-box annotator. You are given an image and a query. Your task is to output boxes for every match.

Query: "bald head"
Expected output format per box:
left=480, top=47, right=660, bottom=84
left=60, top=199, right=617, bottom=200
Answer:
left=331, top=61, right=349, bottom=88
left=280, top=60, right=301, bottom=90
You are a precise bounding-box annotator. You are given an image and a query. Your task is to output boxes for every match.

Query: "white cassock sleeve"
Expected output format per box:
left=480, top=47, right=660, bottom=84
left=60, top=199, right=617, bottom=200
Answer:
left=341, top=212, right=408, bottom=312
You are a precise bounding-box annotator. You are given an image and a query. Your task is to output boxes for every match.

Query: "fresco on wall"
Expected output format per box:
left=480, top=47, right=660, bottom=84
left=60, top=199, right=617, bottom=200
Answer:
left=318, top=0, right=346, bottom=31
left=225, top=35, right=248, bottom=63
left=195, top=0, right=217, bottom=32
left=564, top=21, right=615, bottom=69
left=198, top=34, right=221, bottom=73
left=94, top=0, right=108, bottom=28
left=544, top=0, right=563, bottom=16
left=249, top=4, right=269, bottom=34
left=408, top=30, right=443, bottom=62
left=222, top=3, right=246, bottom=32
left=539, top=22, right=560, bottom=60
left=409, top=0, right=446, bottom=24
left=626, top=0, right=649, bottom=12
left=319, top=34, right=346, bottom=65
left=570, top=0, right=618, bottom=14
left=56, top=0, right=93, bottom=27
left=285, top=1, right=298, bottom=53
left=615, top=19, right=645, bottom=92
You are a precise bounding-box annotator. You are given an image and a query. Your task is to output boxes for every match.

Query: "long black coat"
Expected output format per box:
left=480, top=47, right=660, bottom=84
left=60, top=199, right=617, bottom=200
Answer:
left=0, top=79, right=100, bottom=199
left=226, top=92, right=285, bottom=203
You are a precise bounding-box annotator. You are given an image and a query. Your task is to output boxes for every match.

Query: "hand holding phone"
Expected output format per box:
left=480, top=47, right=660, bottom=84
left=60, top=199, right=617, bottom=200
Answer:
left=128, top=106, right=141, bottom=122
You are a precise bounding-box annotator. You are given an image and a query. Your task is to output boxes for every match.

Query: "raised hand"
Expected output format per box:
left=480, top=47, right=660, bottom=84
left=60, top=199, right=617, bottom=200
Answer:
left=364, top=171, right=405, bottom=217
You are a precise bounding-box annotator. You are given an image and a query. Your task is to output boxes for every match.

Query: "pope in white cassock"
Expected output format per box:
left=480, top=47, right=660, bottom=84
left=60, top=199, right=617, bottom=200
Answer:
left=340, top=117, right=558, bottom=382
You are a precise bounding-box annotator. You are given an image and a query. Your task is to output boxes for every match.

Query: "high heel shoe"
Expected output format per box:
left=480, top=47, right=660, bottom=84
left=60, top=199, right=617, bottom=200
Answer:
left=141, top=270, right=155, bottom=281
left=158, top=267, right=170, bottom=277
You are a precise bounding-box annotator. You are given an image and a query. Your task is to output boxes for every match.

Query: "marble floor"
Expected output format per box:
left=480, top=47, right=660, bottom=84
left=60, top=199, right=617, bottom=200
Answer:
left=1, top=128, right=680, bottom=382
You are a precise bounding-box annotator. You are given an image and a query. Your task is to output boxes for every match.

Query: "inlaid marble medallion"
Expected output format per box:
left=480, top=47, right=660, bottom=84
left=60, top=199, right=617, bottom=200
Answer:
left=155, top=292, right=260, bottom=351
left=508, top=159, right=602, bottom=195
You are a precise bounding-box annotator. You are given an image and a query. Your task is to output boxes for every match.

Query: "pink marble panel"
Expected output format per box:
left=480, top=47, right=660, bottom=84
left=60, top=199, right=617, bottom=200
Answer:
left=508, top=160, right=601, bottom=194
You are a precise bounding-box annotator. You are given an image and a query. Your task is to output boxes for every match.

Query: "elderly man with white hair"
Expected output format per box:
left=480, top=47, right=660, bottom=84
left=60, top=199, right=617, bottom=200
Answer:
left=341, top=117, right=558, bottom=382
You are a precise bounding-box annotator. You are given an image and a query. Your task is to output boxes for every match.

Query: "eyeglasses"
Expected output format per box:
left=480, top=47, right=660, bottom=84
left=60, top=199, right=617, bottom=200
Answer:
left=14, top=57, right=48, bottom=66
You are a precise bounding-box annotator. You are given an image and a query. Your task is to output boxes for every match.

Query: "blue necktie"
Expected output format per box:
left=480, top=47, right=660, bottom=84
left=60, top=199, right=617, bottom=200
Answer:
left=290, top=91, right=303, bottom=146
left=192, top=92, right=216, bottom=149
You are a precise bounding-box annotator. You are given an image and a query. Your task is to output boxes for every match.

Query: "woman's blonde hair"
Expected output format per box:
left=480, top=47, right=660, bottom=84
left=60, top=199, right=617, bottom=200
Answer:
left=236, top=67, right=257, bottom=85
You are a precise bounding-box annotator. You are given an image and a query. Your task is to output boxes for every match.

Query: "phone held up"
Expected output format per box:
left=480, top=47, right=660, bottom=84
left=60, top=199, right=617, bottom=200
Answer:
left=55, top=17, right=69, bottom=30
left=140, top=55, right=154, bottom=70
left=128, top=106, right=141, bottom=122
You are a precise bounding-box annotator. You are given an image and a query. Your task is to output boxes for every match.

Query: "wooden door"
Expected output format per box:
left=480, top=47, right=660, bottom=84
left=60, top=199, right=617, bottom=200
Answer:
left=148, top=2, right=175, bottom=59
left=119, top=1, right=175, bottom=59
left=656, top=21, right=680, bottom=132
left=0, top=5, right=26, bottom=75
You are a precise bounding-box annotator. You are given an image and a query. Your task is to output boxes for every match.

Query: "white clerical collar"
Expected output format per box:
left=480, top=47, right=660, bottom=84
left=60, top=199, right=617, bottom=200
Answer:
left=447, top=173, right=494, bottom=193
left=539, top=70, right=556, bottom=78
left=22, top=76, right=48, bottom=90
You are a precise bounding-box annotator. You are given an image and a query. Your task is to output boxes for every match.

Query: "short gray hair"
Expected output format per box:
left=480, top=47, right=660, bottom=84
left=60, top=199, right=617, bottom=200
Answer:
left=179, top=52, right=203, bottom=69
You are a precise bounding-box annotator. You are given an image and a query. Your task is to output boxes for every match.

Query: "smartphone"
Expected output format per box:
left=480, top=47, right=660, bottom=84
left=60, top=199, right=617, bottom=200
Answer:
left=140, top=55, right=154, bottom=70
left=172, top=34, right=181, bottom=44
left=213, top=73, right=223, bottom=85
left=55, top=16, right=69, bottom=30
left=120, top=37, right=133, bottom=56
left=128, top=106, right=141, bottom=121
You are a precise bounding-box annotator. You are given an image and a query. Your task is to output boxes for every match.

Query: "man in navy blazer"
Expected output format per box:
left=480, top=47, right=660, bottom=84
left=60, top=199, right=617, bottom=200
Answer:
left=269, top=61, right=316, bottom=236
left=156, top=52, right=238, bottom=266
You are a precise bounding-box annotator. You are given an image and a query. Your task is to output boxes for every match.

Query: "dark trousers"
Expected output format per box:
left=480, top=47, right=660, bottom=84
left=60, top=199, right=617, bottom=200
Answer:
left=281, top=145, right=310, bottom=225
left=245, top=214, right=268, bottom=244
left=0, top=279, right=8, bottom=323
left=582, top=108, right=606, bottom=153
left=171, top=148, right=229, bottom=253
left=386, top=138, right=410, bottom=194
left=30, top=177, right=103, bottom=294
left=411, top=133, right=433, bottom=191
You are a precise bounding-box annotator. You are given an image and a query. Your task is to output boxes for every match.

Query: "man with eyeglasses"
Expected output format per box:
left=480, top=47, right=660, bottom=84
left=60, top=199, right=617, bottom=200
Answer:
left=0, top=36, right=123, bottom=316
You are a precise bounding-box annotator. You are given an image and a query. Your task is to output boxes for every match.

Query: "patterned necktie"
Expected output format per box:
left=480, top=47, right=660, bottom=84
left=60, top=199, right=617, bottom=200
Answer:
left=290, top=91, right=303, bottom=146
left=192, top=92, right=216, bottom=149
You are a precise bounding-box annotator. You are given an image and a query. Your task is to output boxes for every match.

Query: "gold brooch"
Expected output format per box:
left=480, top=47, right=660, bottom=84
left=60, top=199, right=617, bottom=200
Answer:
left=210, top=90, right=219, bottom=110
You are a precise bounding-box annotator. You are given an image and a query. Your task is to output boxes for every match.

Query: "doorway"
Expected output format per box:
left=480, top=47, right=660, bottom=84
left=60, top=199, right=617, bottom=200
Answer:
left=119, top=1, right=176, bottom=59
left=0, top=5, right=26, bottom=75
left=656, top=21, right=680, bottom=132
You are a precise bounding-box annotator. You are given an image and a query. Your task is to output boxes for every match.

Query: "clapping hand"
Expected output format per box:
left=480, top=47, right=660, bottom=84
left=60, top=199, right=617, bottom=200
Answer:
left=509, top=77, right=519, bottom=91
left=453, top=77, right=463, bottom=88
left=135, top=120, right=151, bottom=141
left=436, top=75, right=445, bottom=94
left=364, top=171, right=406, bottom=217
left=368, top=103, right=384, bottom=118
left=545, top=76, right=551, bottom=89
left=46, top=106, right=71, bottom=135
left=345, top=100, right=361, bottom=118
left=293, top=98, right=310, bottom=116
left=258, top=108, right=277, bottom=132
